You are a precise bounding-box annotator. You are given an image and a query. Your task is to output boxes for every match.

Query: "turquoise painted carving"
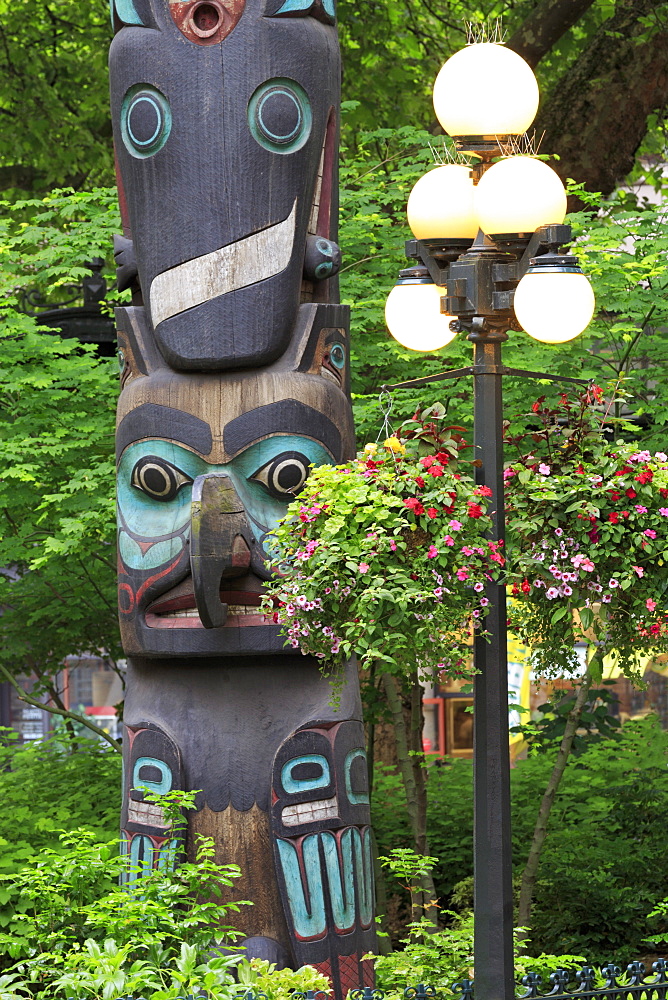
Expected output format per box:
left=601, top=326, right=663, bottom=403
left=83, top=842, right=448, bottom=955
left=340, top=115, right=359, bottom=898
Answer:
left=276, top=836, right=327, bottom=939
left=354, top=827, right=375, bottom=926
left=248, top=79, right=313, bottom=155
left=321, top=829, right=356, bottom=931
left=120, top=86, right=172, bottom=160
left=273, top=0, right=336, bottom=18
left=132, top=756, right=173, bottom=795
left=110, top=0, right=144, bottom=27
left=117, top=436, right=331, bottom=572
left=282, top=754, right=331, bottom=794
left=344, top=748, right=370, bottom=805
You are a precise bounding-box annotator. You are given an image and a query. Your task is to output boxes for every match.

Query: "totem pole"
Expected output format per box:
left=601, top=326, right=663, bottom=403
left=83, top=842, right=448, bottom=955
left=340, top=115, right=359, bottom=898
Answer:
left=109, top=0, right=375, bottom=994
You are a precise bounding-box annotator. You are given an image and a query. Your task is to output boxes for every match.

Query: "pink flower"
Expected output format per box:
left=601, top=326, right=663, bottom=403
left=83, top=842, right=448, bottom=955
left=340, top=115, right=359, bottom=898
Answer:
left=358, top=562, right=370, bottom=574
left=633, top=565, right=644, bottom=578
left=390, top=540, right=397, bottom=551
left=562, top=584, right=573, bottom=596
left=448, top=519, right=463, bottom=531
left=647, top=599, right=657, bottom=612
left=474, top=582, right=484, bottom=592
left=546, top=587, right=559, bottom=599
left=433, top=587, right=443, bottom=598
left=503, top=467, right=516, bottom=481
left=644, top=529, right=657, bottom=538
left=660, top=508, right=668, bottom=517
left=635, top=505, right=648, bottom=514
left=602, top=594, right=612, bottom=603
left=539, top=463, right=551, bottom=475
left=456, top=568, right=469, bottom=581
left=427, top=545, right=439, bottom=559
left=656, top=453, right=668, bottom=462
left=479, top=597, right=490, bottom=607
left=444, top=535, right=455, bottom=547
left=609, top=578, right=620, bottom=588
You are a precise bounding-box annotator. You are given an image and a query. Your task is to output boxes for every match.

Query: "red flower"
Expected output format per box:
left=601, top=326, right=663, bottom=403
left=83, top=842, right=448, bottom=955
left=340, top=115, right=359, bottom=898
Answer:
left=404, top=498, right=426, bottom=516
left=608, top=512, right=619, bottom=524
left=474, top=485, right=493, bottom=497
left=426, top=507, right=438, bottom=519
left=420, top=456, right=436, bottom=469
left=621, top=510, right=630, bottom=519
left=521, top=579, right=531, bottom=594
left=660, top=489, right=668, bottom=499
left=608, top=491, right=621, bottom=501
left=415, top=476, right=426, bottom=488
left=436, top=451, right=451, bottom=465
left=511, top=583, right=520, bottom=596
left=428, top=465, right=444, bottom=477
left=636, top=469, right=653, bottom=485
left=626, top=488, right=637, bottom=499
left=575, top=464, right=585, bottom=475
left=467, top=503, right=484, bottom=519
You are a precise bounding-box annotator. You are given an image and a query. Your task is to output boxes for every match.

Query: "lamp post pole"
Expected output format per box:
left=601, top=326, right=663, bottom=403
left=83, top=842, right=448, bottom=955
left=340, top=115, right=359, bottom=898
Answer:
left=470, top=323, right=515, bottom=1000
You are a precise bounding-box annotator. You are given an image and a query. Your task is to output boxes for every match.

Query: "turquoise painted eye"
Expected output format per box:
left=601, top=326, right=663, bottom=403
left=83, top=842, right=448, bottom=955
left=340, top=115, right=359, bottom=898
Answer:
left=250, top=450, right=310, bottom=500
left=329, top=342, right=346, bottom=370
left=248, top=79, right=312, bottom=154
left=121, top=86, right=172, bottom=159
left=131, top=455, right=192, bottom=502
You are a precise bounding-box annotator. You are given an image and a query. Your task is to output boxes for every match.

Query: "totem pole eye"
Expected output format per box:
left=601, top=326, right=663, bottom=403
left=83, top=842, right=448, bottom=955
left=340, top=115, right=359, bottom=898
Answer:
left=328, top=342, right=346, bottom=370
left=248, top=79, right=312, bottom=153
left=131, top=456, right=192, bottom=501
left=250, top=451, right=310, bottom=499
left=121, top=86, right=172, bottom=159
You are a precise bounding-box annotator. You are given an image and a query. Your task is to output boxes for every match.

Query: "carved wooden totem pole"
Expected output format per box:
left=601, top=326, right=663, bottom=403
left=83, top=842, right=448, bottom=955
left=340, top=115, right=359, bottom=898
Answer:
left=109, top=0, right=375, bottom=994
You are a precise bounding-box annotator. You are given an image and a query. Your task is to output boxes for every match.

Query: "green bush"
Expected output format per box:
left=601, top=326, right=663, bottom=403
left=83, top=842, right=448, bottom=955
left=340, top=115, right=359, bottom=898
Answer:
left=372, top=716, right=668, bottom=964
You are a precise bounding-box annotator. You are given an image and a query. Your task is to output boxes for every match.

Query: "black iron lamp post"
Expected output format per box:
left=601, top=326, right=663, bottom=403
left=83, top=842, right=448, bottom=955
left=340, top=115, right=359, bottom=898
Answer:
left=383, top=39, right=596, bottom=1000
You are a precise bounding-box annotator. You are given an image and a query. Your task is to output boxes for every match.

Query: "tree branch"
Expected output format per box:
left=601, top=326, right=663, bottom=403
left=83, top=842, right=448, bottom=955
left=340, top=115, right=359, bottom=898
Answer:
left=0, top=663, right=122, bottom=754
left=507, top=0, right=598, bottom=68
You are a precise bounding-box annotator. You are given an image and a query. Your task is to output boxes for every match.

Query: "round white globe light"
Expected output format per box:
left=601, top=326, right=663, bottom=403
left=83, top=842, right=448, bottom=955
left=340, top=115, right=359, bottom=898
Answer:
left=385, top=279, right=458, bottom=352
left=433, top=43, right=539, bottom=137
left=407, top=164, right=479, bottom=240
left=474, top=155, right=567, bottom=235
left=514, top=268, right=595, bottom=344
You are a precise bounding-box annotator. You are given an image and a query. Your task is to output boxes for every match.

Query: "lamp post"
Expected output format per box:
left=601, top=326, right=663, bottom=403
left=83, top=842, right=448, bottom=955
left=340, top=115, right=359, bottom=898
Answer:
left=383, top=40, right=596, bottom=1000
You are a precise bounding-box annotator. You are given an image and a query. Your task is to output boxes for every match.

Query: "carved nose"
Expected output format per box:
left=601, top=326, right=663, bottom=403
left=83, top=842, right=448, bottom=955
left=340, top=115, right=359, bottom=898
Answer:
left=190, top=473, right=252, bottom=628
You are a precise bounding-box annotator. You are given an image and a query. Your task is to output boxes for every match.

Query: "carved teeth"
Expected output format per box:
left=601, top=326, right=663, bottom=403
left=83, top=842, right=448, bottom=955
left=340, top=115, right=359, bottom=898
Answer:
left=149, top=200, right=297, bottom=327
left=282, top=797, right=339, bottom=826
left=158, top=604, right=257, bottom=618
left=128, top=799, right=168, bottom=828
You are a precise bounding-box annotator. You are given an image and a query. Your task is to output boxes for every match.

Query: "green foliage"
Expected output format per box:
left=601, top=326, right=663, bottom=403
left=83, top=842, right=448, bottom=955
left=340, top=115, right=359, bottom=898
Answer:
left=0, top=1, right=114, bottom=197
left=263, top=438, right=502, bottom=678
left=0, top=189, right=122, bottom=698
left=515, top=684, right=621, bottom=755
left=0, top=731, right=120, bottom=934
left=236, top=958, right=331, bottom=1000
left=372, top=717, right=668, bottom=964
left=0, top=791, right=247, bottom=999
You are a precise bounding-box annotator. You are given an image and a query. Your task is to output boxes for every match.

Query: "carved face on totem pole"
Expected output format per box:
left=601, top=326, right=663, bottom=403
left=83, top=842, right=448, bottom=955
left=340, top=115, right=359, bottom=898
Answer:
left=110, top=0, right=353, bottom=656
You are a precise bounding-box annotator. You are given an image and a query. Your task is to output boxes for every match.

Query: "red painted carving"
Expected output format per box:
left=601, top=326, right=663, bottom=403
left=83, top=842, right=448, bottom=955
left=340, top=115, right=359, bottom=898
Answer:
left=168, top=0, right=246, bottom=46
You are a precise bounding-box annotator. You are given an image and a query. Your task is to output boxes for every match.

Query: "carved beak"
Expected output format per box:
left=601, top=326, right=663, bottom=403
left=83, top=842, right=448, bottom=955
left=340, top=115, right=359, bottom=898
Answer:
left=190, top=474, right=252, bottom=628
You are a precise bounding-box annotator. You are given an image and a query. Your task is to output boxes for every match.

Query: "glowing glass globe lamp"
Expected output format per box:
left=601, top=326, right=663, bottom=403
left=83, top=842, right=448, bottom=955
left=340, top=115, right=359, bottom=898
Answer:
left=433, top=43, right=539, bottom=137
left=385, top=271, right=457, bottom=352
left=406, top=164, right=478, bottom=240
left=474, top=156, right=567, bottom=235
left=513, top=254, right=596, bottom=343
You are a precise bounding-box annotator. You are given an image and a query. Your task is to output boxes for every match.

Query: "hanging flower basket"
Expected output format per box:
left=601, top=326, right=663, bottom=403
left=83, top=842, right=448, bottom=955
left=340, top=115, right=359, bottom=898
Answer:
left=506, top=443, right=668, bottom=681
left=262, top=438, right=503, bottom=678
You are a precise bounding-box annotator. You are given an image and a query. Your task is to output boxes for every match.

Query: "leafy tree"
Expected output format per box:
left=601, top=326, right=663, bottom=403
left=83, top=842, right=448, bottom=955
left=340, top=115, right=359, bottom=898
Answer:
left=0, top=189, right=122, bottom=739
